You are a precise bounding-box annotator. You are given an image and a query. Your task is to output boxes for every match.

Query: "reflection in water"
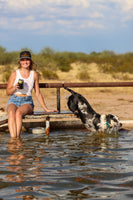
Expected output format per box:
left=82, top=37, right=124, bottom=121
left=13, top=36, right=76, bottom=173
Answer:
left=0, top=130, right=132, bottom=199
left=5, top=136, right=50, bottom=199
left=6, top=138, right=25, bottom=182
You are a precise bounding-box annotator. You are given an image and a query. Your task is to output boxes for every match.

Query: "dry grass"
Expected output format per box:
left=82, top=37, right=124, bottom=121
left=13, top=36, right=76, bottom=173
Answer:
left=0, top=62, right=133, bottom=96
left=1, top=62, right=133, bottom=83
left=56, top=62, right=133, bottom=82
left=53, top=62, right=133, bottom=95
left=0, top=62, right=133, bottom=120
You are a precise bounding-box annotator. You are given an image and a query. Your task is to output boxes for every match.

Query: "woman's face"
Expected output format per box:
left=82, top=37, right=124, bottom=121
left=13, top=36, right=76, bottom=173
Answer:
left=20, top=58, right=31, bottom=69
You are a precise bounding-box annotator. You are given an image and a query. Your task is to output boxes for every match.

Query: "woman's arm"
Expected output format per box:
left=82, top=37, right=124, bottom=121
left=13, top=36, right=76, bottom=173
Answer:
left=6, top=71, right=19, bottom=96
left=34, top=71, right=57, bottom=112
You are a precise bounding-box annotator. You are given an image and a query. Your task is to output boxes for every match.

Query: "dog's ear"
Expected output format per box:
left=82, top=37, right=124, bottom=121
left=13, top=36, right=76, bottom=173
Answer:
left=106, top=114, right=114, bottom=121
left=106, top=114, right=119, bottom=124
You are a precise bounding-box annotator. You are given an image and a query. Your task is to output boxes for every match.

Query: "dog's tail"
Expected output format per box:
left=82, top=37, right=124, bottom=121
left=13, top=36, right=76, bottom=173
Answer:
left=62, top=82, right=76, bottom=95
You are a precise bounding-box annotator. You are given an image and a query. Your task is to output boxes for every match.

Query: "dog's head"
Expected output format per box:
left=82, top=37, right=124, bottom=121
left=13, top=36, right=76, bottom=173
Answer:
left=105, top=114, right=122, bottom=133
left=84, top=113, right=122, bottom=133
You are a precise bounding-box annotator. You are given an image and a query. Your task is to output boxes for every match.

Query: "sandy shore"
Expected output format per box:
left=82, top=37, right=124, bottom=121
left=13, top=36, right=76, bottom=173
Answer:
left=41, top=88, right=133, bottom=121
left=1, top=88, right=133, bottom=121
left=1, top=62, right=132, bottom=121
left=0, top=88, right=132, bottom=132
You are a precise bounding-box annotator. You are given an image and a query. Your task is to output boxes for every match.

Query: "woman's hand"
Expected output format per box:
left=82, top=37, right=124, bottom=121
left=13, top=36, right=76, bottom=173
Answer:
left=10, top=83, right=19, bottom=94
left=44, top=108, right=58, bottom=113
left=34, top=72, right=59, bottom=113
left=14, top=83, right=19, bottom=91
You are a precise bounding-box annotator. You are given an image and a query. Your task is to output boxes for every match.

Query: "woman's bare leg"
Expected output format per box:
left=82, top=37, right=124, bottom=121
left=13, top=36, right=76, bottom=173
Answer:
left=7, top=103, right=33, bottom=138
left=7, top=104, right=18, bottom=138
left=15, top=104, right=33, bottom=138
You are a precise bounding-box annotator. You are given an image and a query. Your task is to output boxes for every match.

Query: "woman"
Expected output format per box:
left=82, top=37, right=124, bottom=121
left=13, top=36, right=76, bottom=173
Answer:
left=6, top=51, right=57, bottom=138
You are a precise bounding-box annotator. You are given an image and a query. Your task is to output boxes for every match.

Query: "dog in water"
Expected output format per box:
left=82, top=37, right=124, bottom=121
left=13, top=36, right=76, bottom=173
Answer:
left=63, top=86, right=122, bottom=133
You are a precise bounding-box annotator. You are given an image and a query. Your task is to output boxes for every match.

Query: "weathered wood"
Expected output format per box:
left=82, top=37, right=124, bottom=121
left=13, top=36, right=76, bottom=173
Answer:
left=39, top=82, right=133, bottom=88
left=23, top=111, right=75, bottom=119
left=0, top=82, right=133, bottom=132
left=0, top=114, right=8, bottom=125
left=57, top=88, right=60, bottom=112
left=1, top=82, right=133, bottom=89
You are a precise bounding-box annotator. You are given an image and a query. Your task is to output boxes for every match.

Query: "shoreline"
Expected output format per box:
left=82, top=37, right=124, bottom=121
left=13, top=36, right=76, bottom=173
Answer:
left=0, top=89, right=133, bottom=120
left=0, top=89, right=132, bottom=132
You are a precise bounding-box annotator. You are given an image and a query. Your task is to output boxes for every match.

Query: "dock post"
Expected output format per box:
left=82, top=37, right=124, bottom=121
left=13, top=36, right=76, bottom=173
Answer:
left=46, top=116, right=50, bottom=135
left=57, top=88, right=60, bottom=112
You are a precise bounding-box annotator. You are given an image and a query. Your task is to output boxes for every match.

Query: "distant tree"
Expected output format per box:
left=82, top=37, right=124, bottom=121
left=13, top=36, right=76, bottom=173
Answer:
left=40, top=47, right=55, bottom=57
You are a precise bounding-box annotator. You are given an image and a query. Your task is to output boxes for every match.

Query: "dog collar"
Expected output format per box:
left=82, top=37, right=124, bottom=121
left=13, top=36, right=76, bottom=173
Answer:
left=106, top=121, right=110, bottom=128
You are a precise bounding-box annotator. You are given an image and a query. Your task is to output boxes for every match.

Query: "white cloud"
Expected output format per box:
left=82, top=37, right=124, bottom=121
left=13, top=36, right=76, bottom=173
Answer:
left=5, top=0, right=42, bottom=10
left=80, top=21, right=104, bottom=29
left=0, top=0, right=133, bottom=34
left=46, top=0, right=90, bottom=8
left=115, top=0, right=133, bottom=12
left=3, top=0, right=133, bottom=14
left=110, top=0, right=133, bottom=22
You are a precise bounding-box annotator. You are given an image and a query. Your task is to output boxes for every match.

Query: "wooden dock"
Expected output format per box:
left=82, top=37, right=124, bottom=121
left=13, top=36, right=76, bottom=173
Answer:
left=0, top=81, right=133, bottom=133
left=0, top=111, right=133, bottom=134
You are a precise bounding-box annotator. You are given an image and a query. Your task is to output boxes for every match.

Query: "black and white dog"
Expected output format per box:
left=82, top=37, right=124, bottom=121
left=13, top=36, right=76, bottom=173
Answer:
left=63, top=86, right=122, bottom=133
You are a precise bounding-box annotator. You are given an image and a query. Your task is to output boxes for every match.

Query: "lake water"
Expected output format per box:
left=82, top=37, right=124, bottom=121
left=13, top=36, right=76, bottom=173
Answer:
left=0, top=129, right=133, bottom=200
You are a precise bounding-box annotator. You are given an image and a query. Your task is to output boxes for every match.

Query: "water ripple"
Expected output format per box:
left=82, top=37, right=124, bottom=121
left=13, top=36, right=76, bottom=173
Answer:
left=0, top=130, right=133, bottom=199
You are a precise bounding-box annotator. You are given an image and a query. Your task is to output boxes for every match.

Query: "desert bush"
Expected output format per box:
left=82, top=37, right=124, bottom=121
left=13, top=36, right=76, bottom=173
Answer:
left=40, top=47, right=55, bottom=58
left=41, top=68, right=59, bottom=80
left=112, top=72, right=131, bottom=80
left=0, top=45, right=133, bottom=77
left=0, top=46, right=16, bottom=65
left=58, top=57, right=71, bottom=72
left=77, top=70, right=90, bottom=80
left=99, top=63, right=114, bottom=73
left=2, top=65, right=12, bottom=82
left=54, top=52, right=72, bottom=72
left=76, top=64, right=91, bottom=80
left=36, top=48, right=72, bottom=72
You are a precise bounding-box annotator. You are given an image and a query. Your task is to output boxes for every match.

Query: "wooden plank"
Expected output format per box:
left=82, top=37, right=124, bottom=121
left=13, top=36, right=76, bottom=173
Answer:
left=24, top=111, right=76, bottom=119
left=1, top=82, right=133, bottom=89
left=0, top=114, right=8, bottom=125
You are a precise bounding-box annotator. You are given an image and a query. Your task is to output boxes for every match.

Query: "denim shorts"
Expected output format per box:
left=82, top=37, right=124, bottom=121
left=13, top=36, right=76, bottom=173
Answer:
left=7, top=95, right=34, bottom=108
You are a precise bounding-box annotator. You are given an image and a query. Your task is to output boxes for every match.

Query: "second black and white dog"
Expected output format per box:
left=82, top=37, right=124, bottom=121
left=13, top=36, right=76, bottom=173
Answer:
left=63, top=86, right=122, bottom=133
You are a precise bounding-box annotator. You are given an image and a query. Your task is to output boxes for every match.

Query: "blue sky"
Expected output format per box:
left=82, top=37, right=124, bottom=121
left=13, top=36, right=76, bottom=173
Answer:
left=0, top=0, right=133, bottom=54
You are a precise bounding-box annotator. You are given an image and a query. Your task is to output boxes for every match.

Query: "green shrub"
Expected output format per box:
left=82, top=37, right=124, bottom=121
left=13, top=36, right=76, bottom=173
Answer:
left=57, top=57, right=71, bottom=72
left=77, top=71, right=90, bottom=80
left=112, top=72, right=131, bottom=80
left=41, top=68, right=59, bottom=80
left=3, top=65, right=12, bottom=82
left=0, top=45, right=133, bottom=77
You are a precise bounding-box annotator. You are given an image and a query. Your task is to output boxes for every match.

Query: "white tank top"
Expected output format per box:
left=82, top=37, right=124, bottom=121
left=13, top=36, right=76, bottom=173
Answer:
left=13, top=70, right=34, bottom=96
